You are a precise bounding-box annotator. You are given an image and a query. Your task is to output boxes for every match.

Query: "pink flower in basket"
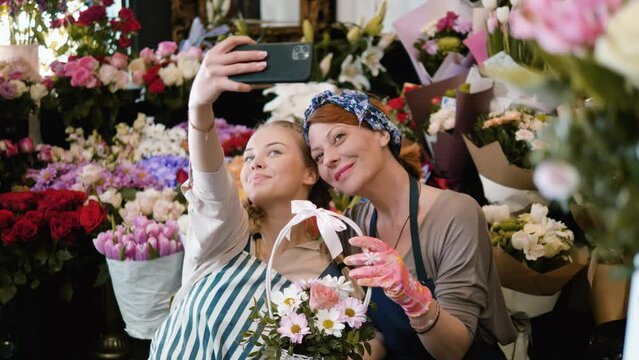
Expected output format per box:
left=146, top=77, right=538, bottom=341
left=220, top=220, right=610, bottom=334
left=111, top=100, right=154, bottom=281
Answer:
left=309, top=283, right=340, bottom=311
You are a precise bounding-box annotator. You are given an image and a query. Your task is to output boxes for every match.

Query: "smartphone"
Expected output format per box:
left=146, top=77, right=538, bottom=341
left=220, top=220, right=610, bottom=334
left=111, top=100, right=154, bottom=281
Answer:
left=229, top=42, right=313, bottom=84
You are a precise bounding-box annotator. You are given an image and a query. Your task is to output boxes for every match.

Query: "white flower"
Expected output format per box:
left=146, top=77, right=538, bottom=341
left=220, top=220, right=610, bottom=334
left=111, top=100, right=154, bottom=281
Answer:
left=99, top=188, right=123, bottom=209
left=427, top=107, right=456, bottom=135
left=482, top=0, right=497, bottom=11
left=29, top=83, right=48, bottom=103
left=119, top=201, right=141, bottom=224
left=338, top=55, right=370, bottom=91
left=159, top=63, right=184, bottom=86
left=315, top=308, right=345, bottom=337
left=99, top=64, right=118, bottom=85
left=271, top=284, right=305, bottom=315
left=128, top=58, right=146, bottom=73
left=177, top=57, right=200, bottom=80
left=10, top=80, right=27, bottom=97
left=319, top=275, right=354, bottom=298
left=420, top=20, right=438, bottom=37
left=377, top=32, right=397, bottom=50
left=263, top=82, right=337, bottom=122
left=319, top=53, right=333, bottom=78
left=136, top=189, right=162, bottom=215
left=510, top=0, right=521, bottom=7
left=530, top=139, right=545, bottom=150
left=511, top=230, right=535, bottom=251
left=152, top=198, right=175, bottom=222
left=277, top=313, right=311, bottom=344
left=523, top=243, right=546, bottom=261
left=594, top=1, right=639, bottom=89
left=337, top=297, right=367, bottom=329
left=533, top=161, right=580, bottom=201
left=79, top=163, right=103, bottom=186
left=496, top=6, right=510, bottom=24
left=541, top=235, right=568, bottom=258
left=482, top=204, right=511, bottom=224
left=515, top=129, right=534, bottom=142
left=529, top=203, right=549, bottom=223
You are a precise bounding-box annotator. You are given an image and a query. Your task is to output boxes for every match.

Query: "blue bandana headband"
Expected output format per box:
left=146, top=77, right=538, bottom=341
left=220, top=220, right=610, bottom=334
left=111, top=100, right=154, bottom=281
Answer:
left=302, top=90, right=402, bottom=157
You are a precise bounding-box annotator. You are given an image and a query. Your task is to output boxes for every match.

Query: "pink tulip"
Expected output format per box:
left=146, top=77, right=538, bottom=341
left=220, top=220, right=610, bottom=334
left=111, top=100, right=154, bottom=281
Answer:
left=132, top=215, right=149, bottom=229
left=158, top=234, right=171, bottom=257
left=104, top=238, right=116, bottom=259
left=125, top=240, right=136, bottom=259
left=135, top=242, right=149, bottom=260
left=148, top=236, right=158, bottom=254
left=162, top=219, right=177, bottom=238
left=113, top=242, right=124, bottom=260
left=134, top=226, right=147, bottom=244
left=93, top=232, right=109, bottom=255
left=146, top=223, right=161, bottom=238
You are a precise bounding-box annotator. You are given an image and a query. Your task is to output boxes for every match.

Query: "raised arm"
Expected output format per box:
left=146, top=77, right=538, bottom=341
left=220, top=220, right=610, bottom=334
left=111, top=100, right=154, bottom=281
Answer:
left=188, top=35, right=267, bottom=172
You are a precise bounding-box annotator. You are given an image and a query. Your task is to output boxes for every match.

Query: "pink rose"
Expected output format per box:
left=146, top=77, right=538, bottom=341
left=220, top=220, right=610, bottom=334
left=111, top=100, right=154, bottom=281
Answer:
left=50, top=60, right=66, bottom=77
left=70, top=67, right=91, bottom=87
left=77, top=56, right=99, bottom=71
left=18, top=137, right=34, bottom=153
left=309, top=283, right=340, bottom=311
left=110, top=52, right=129, bottom=69
left=86, top=75, right=100, bottom=89
left=131, top=71, right=144, bottom=86
left=139, top=47, right=156, bottom=63
left=156, top=41, right=178, bottom=58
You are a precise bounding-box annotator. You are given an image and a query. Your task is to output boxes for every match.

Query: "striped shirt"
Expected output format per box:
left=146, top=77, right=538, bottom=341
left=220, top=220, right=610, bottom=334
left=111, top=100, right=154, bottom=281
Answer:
left=149, top=250, right=290, bottom=359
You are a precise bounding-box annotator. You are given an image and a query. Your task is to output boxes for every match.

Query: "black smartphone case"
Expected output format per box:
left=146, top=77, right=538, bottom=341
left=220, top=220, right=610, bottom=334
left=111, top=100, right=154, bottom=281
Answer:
left=229, top=42, right=313, bottom=84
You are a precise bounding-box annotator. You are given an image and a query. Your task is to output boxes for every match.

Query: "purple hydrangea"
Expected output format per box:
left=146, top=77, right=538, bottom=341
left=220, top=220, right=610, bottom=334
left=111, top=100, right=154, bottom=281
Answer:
left=138, top=155, right=190, bottom=188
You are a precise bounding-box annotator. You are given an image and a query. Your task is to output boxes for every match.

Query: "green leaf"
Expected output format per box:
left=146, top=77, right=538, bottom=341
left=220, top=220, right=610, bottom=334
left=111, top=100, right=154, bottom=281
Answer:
left=59, top=278, right=73, bottom=302
left=30, top=279, right=40, bottom=289
left=0, top=284, right=17, bottom=304
left=93, top=263, right=110, bottom=287
left=13, top=271, right=26, bottom=285
left=56, top=249, right=73, bottom=262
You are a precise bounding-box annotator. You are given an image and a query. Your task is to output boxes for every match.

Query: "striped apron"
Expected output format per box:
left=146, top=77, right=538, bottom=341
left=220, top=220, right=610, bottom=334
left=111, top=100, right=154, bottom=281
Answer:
left=149, top=250, right=290, bottom=359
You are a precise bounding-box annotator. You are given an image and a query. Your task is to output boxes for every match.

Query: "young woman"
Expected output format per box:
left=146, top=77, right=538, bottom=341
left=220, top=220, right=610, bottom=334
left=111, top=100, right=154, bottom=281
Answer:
left=304, top=90, right=517, bottom=359
left=149, top=36, right=340, bottom=359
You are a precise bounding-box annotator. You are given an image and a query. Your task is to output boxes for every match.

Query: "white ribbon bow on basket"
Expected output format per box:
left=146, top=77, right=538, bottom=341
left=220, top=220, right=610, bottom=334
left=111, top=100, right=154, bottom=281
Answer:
left=265, top=200, right=372, bottom=317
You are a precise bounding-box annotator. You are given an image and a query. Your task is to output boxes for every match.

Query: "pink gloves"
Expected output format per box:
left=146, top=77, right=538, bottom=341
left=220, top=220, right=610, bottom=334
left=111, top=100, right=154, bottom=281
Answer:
left=344, top=236, right=433, bottom=318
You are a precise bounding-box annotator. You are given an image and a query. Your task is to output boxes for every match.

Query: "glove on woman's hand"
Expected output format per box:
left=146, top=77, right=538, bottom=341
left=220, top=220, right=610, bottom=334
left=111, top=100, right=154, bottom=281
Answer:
left=344, top=236, right=433, bottom=317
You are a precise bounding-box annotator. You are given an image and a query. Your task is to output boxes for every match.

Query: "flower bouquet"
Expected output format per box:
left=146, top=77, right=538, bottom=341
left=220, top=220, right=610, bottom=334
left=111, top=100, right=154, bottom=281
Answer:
left=464, top=105, right=550, bottom=210
left=382, top=83, right=421, bottom=143
left=93, top=216, right=184, bottom=339
left=240, top=201, right=375, bottom=359
left=43, top=54, right=133, bottom=139
left=413, top=11, right=473, bottom=78
left=0, top=58, right=48, bottom=140
left=130, top=41, right=202, bottom=126
left=0, top=190, right=107, bottom=304
left=0, top=137, right=41, bottom=192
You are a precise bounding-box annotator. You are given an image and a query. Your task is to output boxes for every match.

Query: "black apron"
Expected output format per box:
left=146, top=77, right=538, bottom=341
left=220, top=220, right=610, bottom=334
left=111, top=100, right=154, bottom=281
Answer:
left=367, top=175, right=506, bottom=359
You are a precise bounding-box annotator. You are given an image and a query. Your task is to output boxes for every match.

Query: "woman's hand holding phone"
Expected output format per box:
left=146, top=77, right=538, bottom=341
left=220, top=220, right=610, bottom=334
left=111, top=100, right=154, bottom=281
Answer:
left=187, top=35, right=267, bottom=112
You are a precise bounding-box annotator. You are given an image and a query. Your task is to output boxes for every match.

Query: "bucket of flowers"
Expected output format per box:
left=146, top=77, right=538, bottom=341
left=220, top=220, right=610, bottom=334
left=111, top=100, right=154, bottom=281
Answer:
left=92, top=215, right=184, bottom=339
left=240, top=201, right=375, bottom=359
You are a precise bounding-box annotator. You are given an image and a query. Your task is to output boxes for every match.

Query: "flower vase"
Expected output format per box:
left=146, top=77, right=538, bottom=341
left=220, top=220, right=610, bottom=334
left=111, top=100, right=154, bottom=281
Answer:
left=623, top=254, right=639, bottom=358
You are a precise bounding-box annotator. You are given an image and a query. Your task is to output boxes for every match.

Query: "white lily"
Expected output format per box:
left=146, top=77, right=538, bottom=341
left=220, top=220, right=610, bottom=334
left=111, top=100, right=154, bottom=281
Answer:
left=338, top=55, right=370, bottom=90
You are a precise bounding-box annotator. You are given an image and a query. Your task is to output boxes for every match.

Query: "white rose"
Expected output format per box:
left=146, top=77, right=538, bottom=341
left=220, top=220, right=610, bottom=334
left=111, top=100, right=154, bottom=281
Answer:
left=136, top=189, right=161, bottom=215
left=533, top=161, right=580, bottom=201
left=152, top=198, right=173, bottom=222
left=99, top=188, right=123, bottom=209
left=10, top=80, right=27, bottom=97
left=594, top=1, right=639, bottom=88
left=110, top=70, right=129, bottom=93
left=482, top=204, right=511, bottom=224
left=128, top=58, right=146, bottom=73
left=523, top=222, right=545, bottom=238
left=420, top=19, right=438, bottom=37
left=496, top=6, right=510, bottom=24
left=524, top=243, right=545, bottom=261
left=529, top=203, right=549, bottom=223
left=511, top=230, right=534, bottom=250
left=119, top=201, right=141, bottom=224
left=79, top=163, right=103, bottom=186
left=482, top=0, right=497, bottom=11
left=98, top=64, right=119, bottom=85
left=159, top=63, right=184, bottom=86
left=161, top=187, right=177, bottom=201
left=170, top=202, right=186, bottom=219
left=29, top=83, right=48, bottom=103
left=515, top=128, right=535, bottom=142
left=177, top=58, right=200, bottom=80
left=510, top=0, right=521, bottom=7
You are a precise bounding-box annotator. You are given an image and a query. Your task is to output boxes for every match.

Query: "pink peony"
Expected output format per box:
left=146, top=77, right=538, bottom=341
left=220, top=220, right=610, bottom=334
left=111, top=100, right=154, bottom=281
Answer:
left=309, top=283, right=340, bottom=311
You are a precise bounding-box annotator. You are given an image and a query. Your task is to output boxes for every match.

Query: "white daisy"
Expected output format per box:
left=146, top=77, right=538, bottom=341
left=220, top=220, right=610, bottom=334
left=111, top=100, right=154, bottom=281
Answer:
left=316, top=308, right=346, bottom=337
left=337, top=297, right=367, bottom=329
left=271, top=284, right=305, bottom=315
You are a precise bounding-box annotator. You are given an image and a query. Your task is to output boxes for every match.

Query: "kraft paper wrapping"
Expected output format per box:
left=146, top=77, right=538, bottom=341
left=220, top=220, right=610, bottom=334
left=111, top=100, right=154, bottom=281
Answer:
left=493, top=247, right=585, bottom=296
left=588, top=248, right=630, bottom=325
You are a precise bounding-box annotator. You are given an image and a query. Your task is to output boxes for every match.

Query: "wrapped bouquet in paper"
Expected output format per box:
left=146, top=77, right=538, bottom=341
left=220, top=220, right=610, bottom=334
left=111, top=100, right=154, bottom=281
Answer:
left=93, top=216, right=184, bottom=339
left=587, top=247, right=630, bottom=326
left=393, top=0, right=473, bottom=84
left=240, top=201, right=375, bottom=359
left=464, top=104, right=550, bottom=211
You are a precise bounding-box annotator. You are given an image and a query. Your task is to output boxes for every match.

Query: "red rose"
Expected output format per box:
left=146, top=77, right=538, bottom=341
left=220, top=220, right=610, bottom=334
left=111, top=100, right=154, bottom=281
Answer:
left=1, top=229, right=17, bottom=246
left=431, top=97, right=442, bottom=106
left=118, top=35, right=132, bottom=48
left=176, top=169, right=189, bottom=185
left=387, top=97, right=405, bottom=110
left=143, top=65, right=161, bottom=85
left=79, top=200, right=107, bottom=233
left=0, top=209, right=15, bottom=229
left=0, top=192, right=39, bottom=212
left=39, top=189, right=87, bottom=213
left=49, top=214, right=73, bottom=242
left=148, top=78, right=166, bottom=93
left=23, top=210, right=44, bottom=227
left=77, top=5, right=106, bottom=26
left=397, top=112, right=408, bottom=124
left=12, top=219, right=38, bottom=242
